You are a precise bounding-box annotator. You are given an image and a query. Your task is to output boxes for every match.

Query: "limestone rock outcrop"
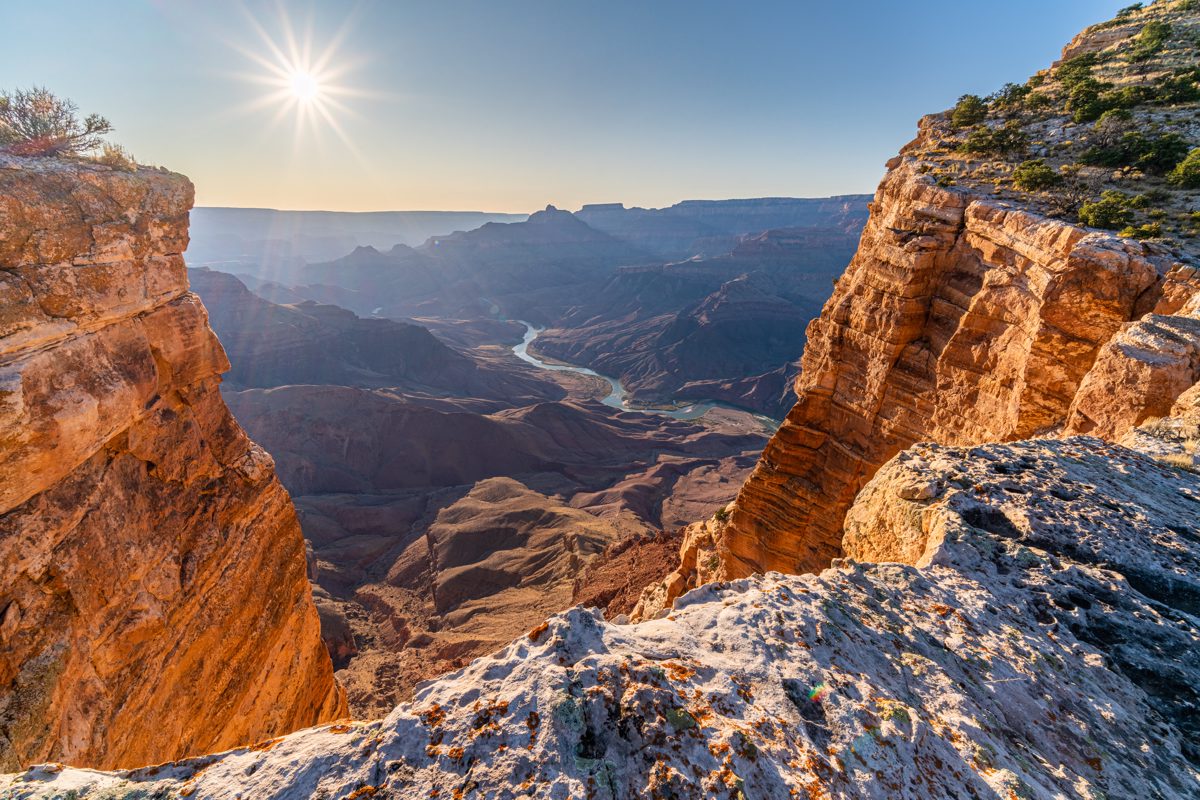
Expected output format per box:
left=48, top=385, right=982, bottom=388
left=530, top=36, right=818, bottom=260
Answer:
left=0, top=155, right=344, bottom=770
left=9, top=434, right=1198, bottom=797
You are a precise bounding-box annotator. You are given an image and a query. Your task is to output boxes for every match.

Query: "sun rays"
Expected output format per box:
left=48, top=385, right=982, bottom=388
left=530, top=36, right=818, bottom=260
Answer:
left=224, top=1, right=370, bottom=157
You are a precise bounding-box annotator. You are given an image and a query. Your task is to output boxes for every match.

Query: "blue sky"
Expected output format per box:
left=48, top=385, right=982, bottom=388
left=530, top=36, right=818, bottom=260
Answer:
left=4, top=1, right=1130, bottom=211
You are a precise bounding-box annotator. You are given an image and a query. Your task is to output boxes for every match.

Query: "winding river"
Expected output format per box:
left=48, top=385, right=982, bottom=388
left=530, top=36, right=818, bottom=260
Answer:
left=512, top=321, right=779, bottom=427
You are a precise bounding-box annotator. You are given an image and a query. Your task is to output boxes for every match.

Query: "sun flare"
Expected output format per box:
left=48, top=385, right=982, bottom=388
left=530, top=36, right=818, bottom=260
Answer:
left=289, top=70, right=321, bottom=103
left=228, top=5, right=369, bottom=154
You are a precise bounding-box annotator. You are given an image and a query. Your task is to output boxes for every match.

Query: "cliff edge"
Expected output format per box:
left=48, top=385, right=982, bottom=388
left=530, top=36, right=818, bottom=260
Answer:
left=0, top=155, right=345, bottom=770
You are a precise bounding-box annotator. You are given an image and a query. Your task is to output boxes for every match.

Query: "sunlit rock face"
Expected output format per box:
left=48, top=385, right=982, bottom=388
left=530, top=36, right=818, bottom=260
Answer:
left=711, top=165, right=1176, bottom=581
left=633, top=2, right=1200, bottom=613
left=7, top=435, right=1197, bottom=798
left=0, top=155, right=344, bottom=770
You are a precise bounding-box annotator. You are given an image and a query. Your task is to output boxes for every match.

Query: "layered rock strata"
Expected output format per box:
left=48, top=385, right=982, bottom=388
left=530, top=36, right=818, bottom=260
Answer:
left=0, top=156, right=344, bottom=770
left=641, top=140, right=1200, bottom=616
left=8, top=433, right=1198, bottom=798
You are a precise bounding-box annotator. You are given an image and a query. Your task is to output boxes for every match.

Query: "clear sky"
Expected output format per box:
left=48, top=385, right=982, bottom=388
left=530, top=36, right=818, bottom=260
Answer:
left=4, top=1, right=1130, bottom=212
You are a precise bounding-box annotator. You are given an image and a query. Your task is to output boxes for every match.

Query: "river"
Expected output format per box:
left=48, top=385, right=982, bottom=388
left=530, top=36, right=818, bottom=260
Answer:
left=512, top=321, right=779, bottom=427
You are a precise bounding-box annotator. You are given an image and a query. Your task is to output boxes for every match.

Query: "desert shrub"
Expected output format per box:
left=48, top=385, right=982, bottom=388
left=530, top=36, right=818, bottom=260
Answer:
left=1056, top=53, right=1099, bottom=89
left=1152, top=71, right=1200, bottom=104
left=1065, top=79, right=1118, bottom=122
left=1107, top=84, right=1152, bottom=108
left=1117, top=2, right=1144, bottom=15
left=1169, top=148, right=1200, bottom=188
left=1130, top=20, right=1172, bottom=61
left=988, top=83, right=1031, bottom=114
left=713, top=507, right=729, bottom=523
left=1080, top=131, right=1190, bottom=174
left=1078, top=190, right=1139, bottom=229
left=959, top=122, right=1029, bottom=156
left=1025, top=92, right=1053, bottom=111
left=93, top=143, right=137, bottom=170
left=1012, top=159, right=1062, bottom=191
left=951, top=94, right=988, bottom=128
left=1092, top=109, right=1135, bottom=146
left=0, top=86, right=112, bottom=157
left=1119, top=221, right=1163, bottom=239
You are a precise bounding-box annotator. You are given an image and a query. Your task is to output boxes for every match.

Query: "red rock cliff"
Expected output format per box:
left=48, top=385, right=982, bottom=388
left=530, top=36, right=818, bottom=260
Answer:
left=0, top=155, right=345, bottom=770
left=637, top=1, right=1200, bottom=612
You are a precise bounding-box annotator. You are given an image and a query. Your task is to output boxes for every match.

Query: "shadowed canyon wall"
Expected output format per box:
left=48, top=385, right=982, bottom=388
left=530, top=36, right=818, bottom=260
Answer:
left=0, top=156, right=345, bottom=770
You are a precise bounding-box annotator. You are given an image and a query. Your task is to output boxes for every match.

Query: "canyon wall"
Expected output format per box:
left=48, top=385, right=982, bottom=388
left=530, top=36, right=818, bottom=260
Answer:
left=0, top=156, right=345, bottom=770
left=640, top=144, right=1200, bottom=613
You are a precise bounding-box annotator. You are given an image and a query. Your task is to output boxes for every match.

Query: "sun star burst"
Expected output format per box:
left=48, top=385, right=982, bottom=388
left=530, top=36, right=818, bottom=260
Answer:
left=226, top=2, right=368, bottom=155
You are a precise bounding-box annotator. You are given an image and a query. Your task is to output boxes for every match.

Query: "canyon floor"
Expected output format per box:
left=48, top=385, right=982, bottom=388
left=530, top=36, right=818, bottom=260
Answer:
left=190, top=267, right=777, bottom=716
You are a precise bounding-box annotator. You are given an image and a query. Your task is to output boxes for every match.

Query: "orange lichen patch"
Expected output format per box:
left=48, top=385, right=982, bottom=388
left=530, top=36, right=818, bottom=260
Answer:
left=247, top=736, right=284, bottom=752
left=663, top=660, right=697, bottom=682
left=425, top=744, right=444, bottom=758
left=528, top=621, right=550, bottom=642
left=327, top=723, right=355, bottom=734
left=448, top=746, right=465, bottom=763
left=930, top=604, right=953, bottom=617
left=421, top=703, right=447, bottom=727
left=730, top=675, right=754, bottom=703
left=525, top=710, right=541, bottom=749
left=345, top=786, right=380, bottom=799
left=179, top=785, right=197, bottom=798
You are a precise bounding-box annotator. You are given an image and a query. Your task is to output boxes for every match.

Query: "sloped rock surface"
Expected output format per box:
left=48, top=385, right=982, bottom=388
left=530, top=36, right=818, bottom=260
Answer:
left=0, top=156, right=344, bottom=770
left=7, top=436, right=1198, bottom=798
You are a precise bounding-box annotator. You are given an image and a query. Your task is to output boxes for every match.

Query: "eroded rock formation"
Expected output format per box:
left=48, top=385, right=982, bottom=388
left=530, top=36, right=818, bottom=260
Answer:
left=641, top=3, right=1200, bottom=611
left=0, top=156, right=344, bottom=770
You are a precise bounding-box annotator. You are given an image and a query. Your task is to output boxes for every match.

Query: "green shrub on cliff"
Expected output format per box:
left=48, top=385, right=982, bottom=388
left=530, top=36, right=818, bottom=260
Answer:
left=1082, top=131, right=1190, bottom=174
left=1169, top=148, right=1200, bottom=188
left=1119, top=221, right=1163, bottom=239
left=959, top=122, right=1028, bottom=156
left=951, top=94, right=988, bottom=128
left=988, top=83, right=1031, bottom=114
left=1130, top=20, right=1172, bottom=61
left=1012, top=159, right=1062, bottom=191
left=1078, top=190, right=1145, bottom=229
left=0, top=86, right=112, bottom=157
left=1055, top=53, right=1099, bottom=89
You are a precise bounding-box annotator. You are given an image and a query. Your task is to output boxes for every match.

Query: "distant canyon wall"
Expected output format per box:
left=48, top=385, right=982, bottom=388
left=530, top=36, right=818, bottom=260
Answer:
left=0, top=156, right=344, bottom=770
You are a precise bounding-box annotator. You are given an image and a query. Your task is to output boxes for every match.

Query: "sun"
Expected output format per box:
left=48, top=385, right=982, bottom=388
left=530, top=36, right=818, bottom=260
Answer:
left=228, top=5, right=367, bottom=153
left=289, top=70, right=321, bottom=103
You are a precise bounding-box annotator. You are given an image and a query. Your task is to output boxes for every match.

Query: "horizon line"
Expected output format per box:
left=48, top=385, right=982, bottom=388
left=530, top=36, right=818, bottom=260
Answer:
left=193, top=193, right=877, bottom=217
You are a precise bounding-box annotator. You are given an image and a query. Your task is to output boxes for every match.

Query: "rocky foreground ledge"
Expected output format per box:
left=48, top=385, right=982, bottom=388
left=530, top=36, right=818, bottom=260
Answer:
left=7, top=431, right=1197, bottom=798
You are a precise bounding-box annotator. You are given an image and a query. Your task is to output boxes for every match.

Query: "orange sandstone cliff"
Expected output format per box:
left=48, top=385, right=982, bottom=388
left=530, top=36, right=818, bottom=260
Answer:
left=638, top=2, right=1200, bottom=614
left=0, top=155, right=345, bottom=770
